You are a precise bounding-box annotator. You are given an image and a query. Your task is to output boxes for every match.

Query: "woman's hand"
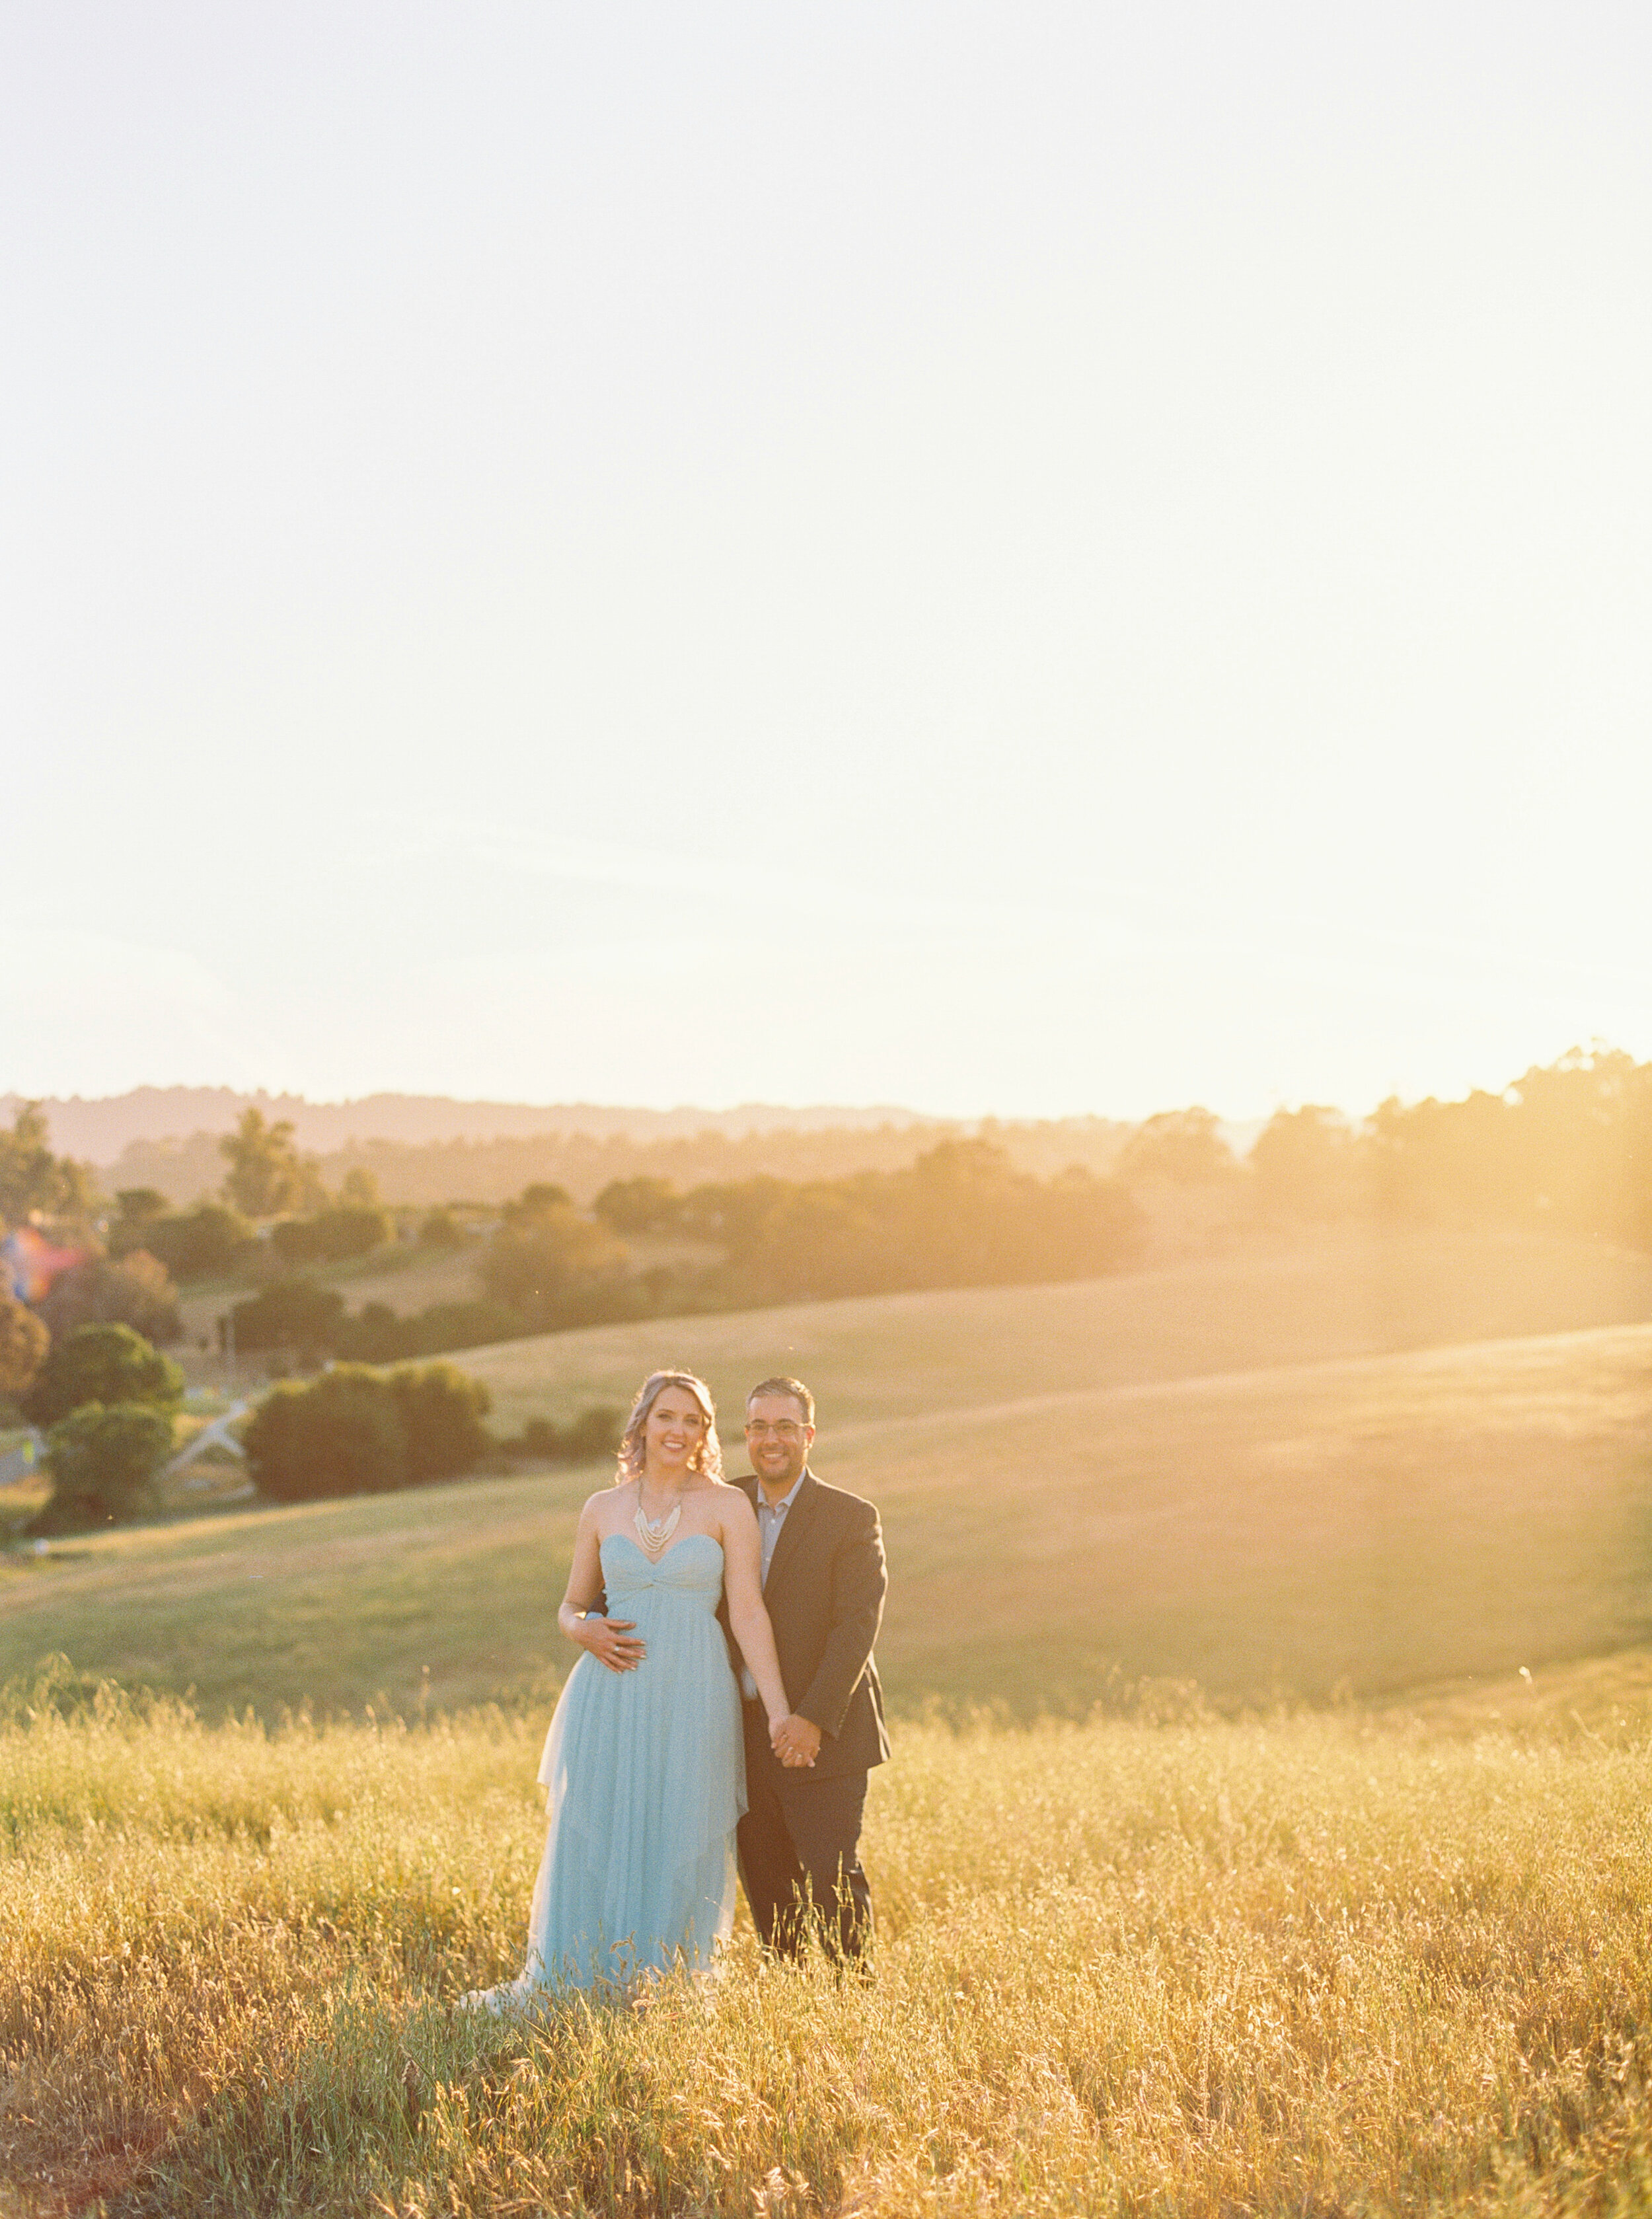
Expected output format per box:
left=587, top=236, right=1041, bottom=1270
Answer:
left=770, top=1712, right=821, bottom=1768
left=557, top=1499, right=644, bottom=1669
left=576, top=1614, right=646, bottom=1674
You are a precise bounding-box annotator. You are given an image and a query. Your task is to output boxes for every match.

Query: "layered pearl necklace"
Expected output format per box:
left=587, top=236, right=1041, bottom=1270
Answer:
left=632, top=1482, right=683, bottom=1562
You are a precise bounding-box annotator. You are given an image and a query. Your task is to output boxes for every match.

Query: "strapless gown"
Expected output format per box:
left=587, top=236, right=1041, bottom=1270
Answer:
left=484, top=1531, right=747, bottom=1999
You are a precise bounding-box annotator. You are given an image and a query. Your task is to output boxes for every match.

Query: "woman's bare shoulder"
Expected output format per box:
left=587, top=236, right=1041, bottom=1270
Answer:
left=580, top=1483, right=630, bottom=1523
left=708, top=1478, right=757, bottom=1523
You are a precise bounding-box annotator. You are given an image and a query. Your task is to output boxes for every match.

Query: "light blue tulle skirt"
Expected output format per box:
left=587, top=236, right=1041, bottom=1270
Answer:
left=494, top=1530, right=746, bottom=1997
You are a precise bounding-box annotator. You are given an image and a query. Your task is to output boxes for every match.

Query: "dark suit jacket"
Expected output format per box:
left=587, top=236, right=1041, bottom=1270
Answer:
left=736, top=1468, right=890, bottom=1781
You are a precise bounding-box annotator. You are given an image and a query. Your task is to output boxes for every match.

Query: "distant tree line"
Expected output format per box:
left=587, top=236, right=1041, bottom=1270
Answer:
left=0, top=1104, right=610, bottom=1527
left=226, top=1141, right=1146, bottom=1363
left=591, top=1139, right=1145, bottom=1303
left=13, top=1051, right=1652, bottom=1389
left=101, top=1114, right=1136, bottom=1211
left=1250, top=1048, right=1652, bottom=1247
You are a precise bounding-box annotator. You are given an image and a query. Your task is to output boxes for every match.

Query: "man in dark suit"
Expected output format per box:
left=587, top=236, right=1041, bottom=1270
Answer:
left=734, top=1374, right=889, bottom=1964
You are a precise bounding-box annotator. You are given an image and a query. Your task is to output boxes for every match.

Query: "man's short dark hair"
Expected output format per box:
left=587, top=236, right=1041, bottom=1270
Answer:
left=746, top=1376, right=815, bottom=1426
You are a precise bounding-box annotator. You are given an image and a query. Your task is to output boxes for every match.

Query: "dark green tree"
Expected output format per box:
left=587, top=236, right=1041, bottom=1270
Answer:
left=270, top=1204, right=393, bottom=1267
left=0, top=1103, right=94, bottom=1226
left=1115, top=1108, right=1240, bottom=1186
left=244, top=1368, right=409, bottom=1501
left=34, top=1402, right=174, bottom=1530
left=219, top=1108, right=305, bottom=1219
left=0, top=1290, right=49, bottom=1402
left=482, top=1189, right=628, bottom=1316
left=37, top=1254, right=183, bottom=1348
left=1251, top=1106, right=1363, bottom=1220
left=114, top=1187, right=170, bottom=1225
left=228, top=1279, right=348, bottom=1357
left=130, top=1203, right=256, bottom=1280
left=417, top=1207, right=467, bottom=1250
left=594, top=1177, right=683, bottom=1236
left=387, top=1361, right=491, bottom=1483
left=22, top=1322, right=185, bottom=1428
left=502, top=1182, right=576, bottom=1224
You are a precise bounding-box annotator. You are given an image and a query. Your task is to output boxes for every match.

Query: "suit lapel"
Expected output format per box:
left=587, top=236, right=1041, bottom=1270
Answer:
left=760, top=1469, right=818, bottom=1600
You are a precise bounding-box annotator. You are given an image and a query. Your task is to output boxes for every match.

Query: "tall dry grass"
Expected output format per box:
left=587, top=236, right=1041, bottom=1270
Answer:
left=3, top=1667, right=1651, bottom=2216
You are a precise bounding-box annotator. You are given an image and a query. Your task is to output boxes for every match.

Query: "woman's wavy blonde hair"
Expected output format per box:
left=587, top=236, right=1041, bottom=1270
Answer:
left=615, top=1370, right=722, bottom=1483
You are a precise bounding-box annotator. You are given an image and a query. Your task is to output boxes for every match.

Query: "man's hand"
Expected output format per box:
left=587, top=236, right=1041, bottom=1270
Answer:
left=770, top=1713, right=821, bottom=1768
left=578, top=1615, right=646, bottom=1674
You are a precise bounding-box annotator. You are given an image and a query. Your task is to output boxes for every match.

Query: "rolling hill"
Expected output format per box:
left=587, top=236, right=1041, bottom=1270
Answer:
left=5, top=1226, right=1652, bottom=1720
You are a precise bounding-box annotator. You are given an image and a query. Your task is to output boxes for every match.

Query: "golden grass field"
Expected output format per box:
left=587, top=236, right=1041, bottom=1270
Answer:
left=5, top=1678, right=1652, bottom=2217
left=6, top=1227, right=1652, bottom=2214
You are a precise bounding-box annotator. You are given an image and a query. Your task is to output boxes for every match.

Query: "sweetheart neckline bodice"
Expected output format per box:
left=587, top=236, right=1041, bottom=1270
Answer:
left=599, top=1530, right=725, bottom=1571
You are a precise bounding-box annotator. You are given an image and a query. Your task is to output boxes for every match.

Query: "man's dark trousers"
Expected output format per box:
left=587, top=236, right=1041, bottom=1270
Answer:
left=741, top=1722, right=872, bottom=1959
left=733, top=1468, right=889, bottom=1964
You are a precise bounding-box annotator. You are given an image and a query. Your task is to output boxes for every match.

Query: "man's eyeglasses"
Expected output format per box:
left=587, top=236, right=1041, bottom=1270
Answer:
left=746, top=1421, right=805, bottom=1439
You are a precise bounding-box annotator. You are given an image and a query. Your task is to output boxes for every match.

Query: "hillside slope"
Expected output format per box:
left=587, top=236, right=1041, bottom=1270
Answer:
left=461, top=1225, right=1652, bottom=1429
left=6, top=1228, right=1652, bottom=1719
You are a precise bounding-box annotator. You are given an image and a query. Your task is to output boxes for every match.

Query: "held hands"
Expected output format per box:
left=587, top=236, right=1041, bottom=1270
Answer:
left=580, top=1615, right=646, bottom=1674
left=770, top=1712, right=821, bottom=1768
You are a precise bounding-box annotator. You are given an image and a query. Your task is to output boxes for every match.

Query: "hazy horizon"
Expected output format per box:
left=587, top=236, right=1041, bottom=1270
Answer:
left=0, top=1044, right=1620, bottom=1168
left=6, top=5, right=1647, bottom=1119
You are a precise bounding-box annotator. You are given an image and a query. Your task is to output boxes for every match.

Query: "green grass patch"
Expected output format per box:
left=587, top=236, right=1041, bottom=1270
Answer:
left=9, top=1232, right=1652, bottom=1721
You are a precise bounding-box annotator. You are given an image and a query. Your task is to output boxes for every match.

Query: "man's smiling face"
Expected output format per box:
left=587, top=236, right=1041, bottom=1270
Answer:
left=745, top=1390, right=815, bottom=1497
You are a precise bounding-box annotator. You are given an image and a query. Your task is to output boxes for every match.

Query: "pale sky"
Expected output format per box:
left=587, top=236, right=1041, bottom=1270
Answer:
left=4, top=4, right=1649, bottom=1123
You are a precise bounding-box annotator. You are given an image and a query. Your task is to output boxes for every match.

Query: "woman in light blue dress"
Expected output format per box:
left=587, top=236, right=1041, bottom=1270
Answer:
left=469, top=1371, right=796, bottom=2003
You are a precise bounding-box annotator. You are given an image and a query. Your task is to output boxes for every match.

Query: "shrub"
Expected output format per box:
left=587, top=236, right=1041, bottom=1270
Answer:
left=244, top=1360, right=492, bottom=1501
left=396, top=1299, right=527, bottom=1356
left=561, top=1404, right=621, bottom=1459
left=33, top=1401, right=174, bottom=1530
left=502, top=1182, right=574, bottom=1222
left=594, top=1176, right=683, bottom=1235
left=0, top=1292, right=49, bottom=1400
left=506, top=1405, right=621, bottom=1462
left=480, top=1209, right=630, bottom=1319
left=332, top=1301, right=404, bottom=1363
left=37, top=1253, right=183, bottom=1347
left=480, top=1185, right=631, bottom=1324
left=127, top=1203, right=256, bottom=1280
left=112, top=1186, right=169, bottom=1226
left=416, top=1207, right=467, bottom=1250
left=386, top=1362, right=491, bottom=1484
left=704, top=1143, right=1144, bottom=1302
left=329, top=1298, right=527, bottom=1364
left=270, top=1205, right=394, bottom=1267
left=229, top=1279, right=348, bottom=1357
left=244, top=1368, right=410, bottom=1501
left=22, top=1322, right=185, bottom=1429
left=1115, top=1108, right=1240, bottom=1186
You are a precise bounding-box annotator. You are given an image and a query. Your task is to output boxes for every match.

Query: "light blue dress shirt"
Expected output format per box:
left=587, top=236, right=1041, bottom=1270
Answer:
left=741, top=1468, right=806, bottom=1698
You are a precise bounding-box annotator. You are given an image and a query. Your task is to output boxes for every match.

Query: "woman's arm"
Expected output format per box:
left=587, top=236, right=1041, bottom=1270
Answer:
left=718, top=1493, right=790, bottom=1728
left=556, top=1495, right=646, bottom=1673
